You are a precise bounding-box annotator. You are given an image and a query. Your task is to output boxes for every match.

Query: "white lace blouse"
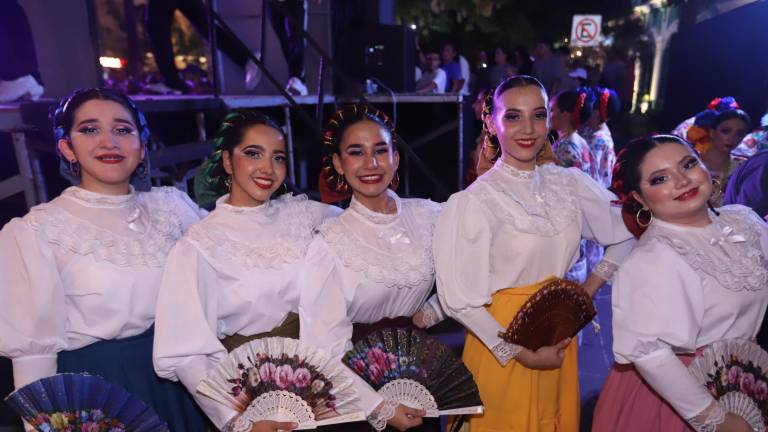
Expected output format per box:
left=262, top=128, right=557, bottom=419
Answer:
left=612, top=205, right=768, bottom=426
left=434, top=160, right=635, bottom=356
left=0, top=186, right=205, bottom=390
left=298, top=190, right=443, bottom=416
left=153, top=194, right=340, bottom=428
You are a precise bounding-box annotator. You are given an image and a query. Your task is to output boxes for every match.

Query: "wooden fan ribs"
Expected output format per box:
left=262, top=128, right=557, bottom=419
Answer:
left=499, top=279, right=596, bottom=351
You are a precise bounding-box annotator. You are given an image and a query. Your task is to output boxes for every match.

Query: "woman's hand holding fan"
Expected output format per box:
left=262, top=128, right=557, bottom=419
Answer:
left=386, top=404, right=426, bottom=431
left=516, top=338, right=572, bottom=371
left=498, top=278, right=595, bottom=352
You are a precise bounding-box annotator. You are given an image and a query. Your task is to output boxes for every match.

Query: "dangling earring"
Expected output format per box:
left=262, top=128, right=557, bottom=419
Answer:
left=390, top=171, right=400, bottom=190
left=135, top=159, right=148, bottom=178
left=635, top=207, right=653, bottom=228
left=224, top=175, right=232, bottom=191
left=335, top=174, right=349, bottom=192
left=710, top=178, right=723, bottom=201
left=69, top=159, right=80, bottom=176
left=280, top=182, right=289, bottom=195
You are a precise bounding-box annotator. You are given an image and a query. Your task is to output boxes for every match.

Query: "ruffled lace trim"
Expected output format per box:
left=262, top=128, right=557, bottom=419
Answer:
left=349, top=190, right=402, bottom=225
left=25, top=192, right=184, bottom=268
left=650, top=206, right=768, bottom=292
left=686, top=400, right=726, bottom=432
left=367, top=399, right=398, bottom=431
left=317, top=199, right=440, bottom=290
left=474, top=162, right=580, bottom=236
left=491, top=341, right=522, bottom=366
left=62, top=186, right=136, bottom=208
left=592, top=259, right=619, bottom=281
left=188, top=195, right=320, bottom=269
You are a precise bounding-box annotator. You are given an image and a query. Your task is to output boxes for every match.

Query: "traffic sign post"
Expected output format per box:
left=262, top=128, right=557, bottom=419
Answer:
left=571, top=15, right=602, bottom=47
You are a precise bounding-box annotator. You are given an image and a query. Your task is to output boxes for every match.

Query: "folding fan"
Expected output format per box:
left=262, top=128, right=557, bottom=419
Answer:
left=4, top=373, right=168, bottom=432
left=197, top=337, right=364, bottom=430
left=343, top=327, right=483, bottom=417
left=688, top=339, right=768, bottom=431
left=498, top=278, right=596, bottom=351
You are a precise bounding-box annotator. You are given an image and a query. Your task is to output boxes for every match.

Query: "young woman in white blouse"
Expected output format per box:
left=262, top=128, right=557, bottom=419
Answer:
left=0, top=88, right=208, bottom=431
left=298, top=104, right=444, bottom=431
left=433, top=76, right=635, bottom=431
left=153, top=110, right=340, bottom=432
left=592, top=134, right=766, bottom=432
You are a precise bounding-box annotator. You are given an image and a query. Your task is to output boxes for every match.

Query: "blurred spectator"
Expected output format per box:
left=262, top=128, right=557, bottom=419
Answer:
left=561, top=67, right=587, bottom=92
left=416, top=51, right=446, bottom=94
left=513, top=46, right=533, bottom=76
left=441, top=42, right=464, bottom=93
left=532, top=39, right=565, bottom=96
left=489, top=47, right=517, bottom=88
left=0, top=0, right=44, bottom=102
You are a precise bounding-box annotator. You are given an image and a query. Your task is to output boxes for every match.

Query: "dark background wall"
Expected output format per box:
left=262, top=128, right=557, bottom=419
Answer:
left=661, top=1, right=768, bottom=131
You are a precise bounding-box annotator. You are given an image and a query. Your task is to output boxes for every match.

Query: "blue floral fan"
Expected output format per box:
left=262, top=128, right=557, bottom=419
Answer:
left=4, top=373, right=168, bottom=431
left=343, top=327, right=483, bottom=417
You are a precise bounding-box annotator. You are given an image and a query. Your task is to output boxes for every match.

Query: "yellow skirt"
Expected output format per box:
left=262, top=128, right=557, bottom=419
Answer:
left=457, top=277, right=580, bottom=432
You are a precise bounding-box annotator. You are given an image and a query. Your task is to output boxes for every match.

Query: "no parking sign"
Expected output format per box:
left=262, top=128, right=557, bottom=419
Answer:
left=571, top=15, right=602, bottom=47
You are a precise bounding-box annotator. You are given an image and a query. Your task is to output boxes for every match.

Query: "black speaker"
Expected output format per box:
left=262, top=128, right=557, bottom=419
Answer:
left=335, top=24, right=416, bottom=94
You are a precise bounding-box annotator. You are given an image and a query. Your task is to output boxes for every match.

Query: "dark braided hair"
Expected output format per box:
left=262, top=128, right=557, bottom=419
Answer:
left=610, top=134, right=713, bottom=237
left=553, top=87, right=595, bottom=129
left=593, top=87, right=621, bottom=124
left=319, top=104, right=395, bottom=202
left=51, top=88, right=152, bottom=189
left=194, top=110, right=287, bottom=208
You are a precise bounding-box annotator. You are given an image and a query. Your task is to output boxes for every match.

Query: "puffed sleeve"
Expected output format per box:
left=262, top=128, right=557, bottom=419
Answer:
left=433, top=192, right=506, bottom=351
left=153, top=237, right=236, bottom=428
left=612, top=240, right=714, bottom=420
left=298, top=238, right=384, bottom=416
left=571, top=168, right=635, bottom=266
left=0, top=218, right=67, bottom=389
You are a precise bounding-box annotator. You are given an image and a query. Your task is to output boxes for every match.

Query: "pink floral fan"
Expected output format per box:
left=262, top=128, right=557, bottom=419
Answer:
left=688, top=339, right=768, bottom=431
left=197, top=337, right=364, bottom=430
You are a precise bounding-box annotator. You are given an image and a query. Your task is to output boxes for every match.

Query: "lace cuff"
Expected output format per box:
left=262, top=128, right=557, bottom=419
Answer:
left=367, top=399, right=399, bottom=431
left=222, top=414, right=248, bottom=432
left=686, top=400, right=726, bottom=432
left=491, top=341, right=523, bottom=366
left=592, top=259, right=619, bottom=281
left=418, top=298, right=446, bottom=328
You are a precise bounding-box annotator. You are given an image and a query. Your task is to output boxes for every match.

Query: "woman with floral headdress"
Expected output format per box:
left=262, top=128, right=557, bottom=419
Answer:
left=434, top=76, right=635, bottom=431
left=299, top=104, right=445, bottom=431
left=0, top=88, right=208, bottom=431
left=686, top=97, right=751, bottom=204
left=592, top=134, right=767, bottom=432
left=153, top=110, right=340, bottom=431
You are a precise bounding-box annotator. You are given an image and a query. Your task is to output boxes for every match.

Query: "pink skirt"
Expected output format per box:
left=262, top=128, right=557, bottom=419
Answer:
left=592, top=356, right=695, bottom=432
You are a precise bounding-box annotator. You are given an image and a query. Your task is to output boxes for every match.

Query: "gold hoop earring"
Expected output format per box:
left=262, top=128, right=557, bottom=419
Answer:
left=390, top=172, right=400, bottom=189
left=635, top=207, right=653, bottom=228
left=711, top=178, right=723, bottom=199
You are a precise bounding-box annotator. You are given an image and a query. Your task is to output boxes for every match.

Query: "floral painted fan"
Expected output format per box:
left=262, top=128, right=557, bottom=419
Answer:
left=688, top=339, right=768, bottom=431
left=4, top=373, right=168, bottom=432
left=197, top=337, right=364, bottom=430
left=498, top=278, right=596, bottom=351
left=343, top=328, right=483, bottom=417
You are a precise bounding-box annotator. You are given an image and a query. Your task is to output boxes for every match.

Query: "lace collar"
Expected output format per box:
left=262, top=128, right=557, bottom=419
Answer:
left=188, top=194, right=320, bottom=270
left=493, top=159, right=535, bottom=181
left=646, top=206, right=768, bottom=292
left=317, top=198, right=441, bottom=290
left=27, top=190, right=184, bottom=268
left=349, top=189, right=402, bottom=225
left=62, top=186, right=136, bottom=208
left=474, top=162, right=580, bottom=236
